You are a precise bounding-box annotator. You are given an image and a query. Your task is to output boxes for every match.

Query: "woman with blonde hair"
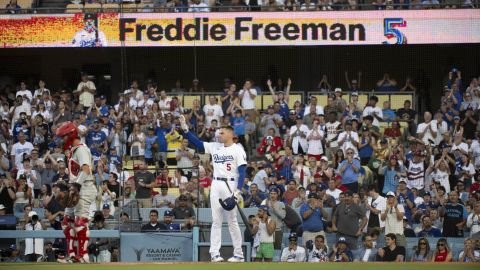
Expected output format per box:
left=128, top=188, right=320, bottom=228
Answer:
left=431, top=238, right=452, bottom=262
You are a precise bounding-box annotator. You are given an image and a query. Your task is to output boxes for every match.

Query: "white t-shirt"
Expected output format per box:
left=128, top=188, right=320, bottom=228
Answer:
left=362, top=106, right=383, bottom=126
left=325, top=121, right=341, bottom=148
left=383, top=204, right=405, bottom=235
left=16, top=90, right=33, bottom=101
left=326, top=188, right=342, bottom=205
left=306, top=127, right=324, bottom=155
left=281, top=246, right=306, bottom=262
left=366, top=195, right=386, bottom=229
left=11, top=141, right=34, bottom=169
left=431, top=120, right=448, bottom=145
left=303, top=105, right=324, bottom=116
left=417, top=121, right=438, bottom=145
left=203, top=104, right=224, bottom=127
left=338, top=131, right=359, bottom=156
left=239, top=88, right=257, bottom=110
left=451, top=142, right=469, bottom=154
left=203, top=142, right=247, bottom=182
left=158, top=97, right=172, bottom=113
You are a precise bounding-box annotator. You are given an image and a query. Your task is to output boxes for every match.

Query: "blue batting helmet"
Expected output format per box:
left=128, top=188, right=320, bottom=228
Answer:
left=219, top=196, right=236, bottom=211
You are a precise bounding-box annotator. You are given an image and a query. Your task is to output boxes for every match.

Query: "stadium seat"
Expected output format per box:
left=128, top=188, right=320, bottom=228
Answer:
left=120, top=3, right=138, bottom=12
left=84, top=3, right=101, bottom=12
left=289, top=94, right=302, bottom=108
left=183, top=95, right=200, bottom=109
left=314, top=95, right=328, bottom=107
left=102, top=3, right=120, bottom=12
left=376, top=94, right=390, bottom=107
left=358, top=94, right=369, bottom=106
left=391, top=94, right=413, bottom=110
left=65, top=3, right=83, bottom=13
left=17, top=0, right=33, bottom=8
left=262, top=95, right=273, bottom=110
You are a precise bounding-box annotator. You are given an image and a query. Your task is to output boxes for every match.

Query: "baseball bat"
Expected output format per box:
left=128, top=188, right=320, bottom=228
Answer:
left=223, top=180, right=253, bottom=235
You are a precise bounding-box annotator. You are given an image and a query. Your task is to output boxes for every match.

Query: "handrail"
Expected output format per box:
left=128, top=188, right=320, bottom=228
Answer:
left=0, top=229, right=120, bottom=238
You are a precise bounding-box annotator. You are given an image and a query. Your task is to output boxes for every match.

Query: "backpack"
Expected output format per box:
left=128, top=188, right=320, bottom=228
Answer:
left=283, top=204, right=302, bottom=230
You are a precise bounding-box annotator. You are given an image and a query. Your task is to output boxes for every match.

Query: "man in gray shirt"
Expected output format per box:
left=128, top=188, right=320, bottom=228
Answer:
left=263, top=187, right=286, bottom=258
left=332, top=190, right=367, bottom=250
left=152, top=184, right=176, bottom=208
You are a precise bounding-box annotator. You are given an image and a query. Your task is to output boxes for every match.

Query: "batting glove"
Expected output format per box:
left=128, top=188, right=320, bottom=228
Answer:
left=233, top=189, right=242, bottom=201
left=179, top=115, right=189, bottom=132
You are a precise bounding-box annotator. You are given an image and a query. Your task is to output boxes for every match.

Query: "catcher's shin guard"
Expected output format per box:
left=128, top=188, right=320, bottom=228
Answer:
left=75, top=216, right=90, bottom=259
left=62, top=215, right=76, bottom=257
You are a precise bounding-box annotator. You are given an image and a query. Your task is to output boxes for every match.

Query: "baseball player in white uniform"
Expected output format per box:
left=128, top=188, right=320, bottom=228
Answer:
left=56, top=121, right=97, bottom=263
left=72, top=13, right=107, bottom=48
left=180, top=115, right=246, bottom=262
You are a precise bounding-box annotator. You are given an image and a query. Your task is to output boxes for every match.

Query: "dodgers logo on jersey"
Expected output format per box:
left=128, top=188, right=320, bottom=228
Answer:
left=212, top=154, right=235, bottom=164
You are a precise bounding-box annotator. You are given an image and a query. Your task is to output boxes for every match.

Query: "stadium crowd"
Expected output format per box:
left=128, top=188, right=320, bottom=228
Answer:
left=0, top=69, right=479, bottom=263
left=3, top=0, right=478, bottom=14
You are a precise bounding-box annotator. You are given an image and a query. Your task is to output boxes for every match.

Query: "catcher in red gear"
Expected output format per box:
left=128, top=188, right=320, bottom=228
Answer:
left=56, top=121, right=97, bottom=263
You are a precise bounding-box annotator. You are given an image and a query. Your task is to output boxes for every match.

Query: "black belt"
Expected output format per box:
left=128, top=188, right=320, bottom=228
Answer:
left=214, top=177, right=235, bottom=181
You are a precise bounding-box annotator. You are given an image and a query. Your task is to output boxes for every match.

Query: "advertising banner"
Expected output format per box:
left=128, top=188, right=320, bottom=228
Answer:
left=120, top=232, right=193, bottom=262
left=0, top=10, right=479, bottom=48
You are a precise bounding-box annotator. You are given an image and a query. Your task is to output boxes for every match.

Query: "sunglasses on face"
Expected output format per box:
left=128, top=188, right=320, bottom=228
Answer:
left=420, top=242, right=427, bottom=245
left=347, top=152, right=354, bottom=155
left=438, top=243, right=445, bottom=247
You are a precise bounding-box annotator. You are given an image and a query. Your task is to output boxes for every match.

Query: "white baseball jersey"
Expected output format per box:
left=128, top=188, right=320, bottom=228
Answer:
left=72, top=29, right=107, bottom=47
left=69, top=144, right=94, bottom=183
left=281, top=246, right=306, bottom=262
left=203, top=142, right=247, bottom=180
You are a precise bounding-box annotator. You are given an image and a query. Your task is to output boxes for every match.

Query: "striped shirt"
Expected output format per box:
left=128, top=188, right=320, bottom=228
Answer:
left=406, top=160, right=426, bottom=190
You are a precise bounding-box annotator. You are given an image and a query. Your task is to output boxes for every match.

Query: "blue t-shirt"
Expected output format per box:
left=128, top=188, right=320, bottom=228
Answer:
left=86, top=130, right=107, bottom=147
left=165, top=223, right=181, bottom=232
left=299, top=203, right=324, bottom=232
left=358, top=138, right=373, bottom=158
left=417, top=227, right=442, bottom=237
left=13, top=125, right=31, bottom=142
left=382, top=166, right=404, bottom=195
left=397, top=191, right=415, bottom=221
left=145, top=135, right=158, bottom=159
left=155, top=127, right=169, bottom=152
left=231, top=116, right=246, bottom=136
left=100, top=105, right=111, bottom=116
left=339, top=159, right=361, bottom=185
left=382, top=109, right=396, bottom=123
left=279, top=100, right=290, bottom=122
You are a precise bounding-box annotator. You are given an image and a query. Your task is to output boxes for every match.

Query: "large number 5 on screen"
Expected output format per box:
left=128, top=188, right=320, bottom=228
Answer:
left=383, top=18, right=407, bottom=45
left=226, top=163, right=231, bottom=171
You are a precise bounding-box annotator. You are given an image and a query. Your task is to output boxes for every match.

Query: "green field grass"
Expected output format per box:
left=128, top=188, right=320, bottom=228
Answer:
left=0, top=263, right=478, bottom=270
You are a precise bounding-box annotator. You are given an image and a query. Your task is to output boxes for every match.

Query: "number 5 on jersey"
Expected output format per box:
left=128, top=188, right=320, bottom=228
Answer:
left=226, top=163, right=231, bottom=171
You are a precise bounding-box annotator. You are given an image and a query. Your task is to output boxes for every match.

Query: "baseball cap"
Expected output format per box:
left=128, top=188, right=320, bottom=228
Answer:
left=399, top=178, right=407, bottom=184
left=0, top=172, right=7, bottom=178
left=403, top=216, right=408, bottom=221
left=308, top=193, right=319, bottom=199
left=334, top=88, right=342, bottom=93
left=266, top=136, right=273, bottom=140
left=0, top=204, right=5, bottom=210
left=53, top=182, right=68, bottom=192
left=386, top=191, right=396, bottom=197
left=321, top=156, right=328, bottom=162
left=289, top=110, right=296, bottom=115
left=28, top=211, right=38, bottom=217
left=288, top=232, right=298, bottom=240
left=453, top=116, right=461, bottom=121
left=296, top=115, right=303, bottom=120
left=351, top=80, right=358, bottom=84
left=100, top=95, right=106, bottom=99
left=361, top=126, right=369, bottom=132
left=179, top=194, right=188, bottom=201
left=9, top=244, right=17, bottom=251
left=164, top=210, right=174, bottom=217
left=102, top=204, right=110, bottom=210
left=269, top=187, right=279, bottom=194
left=267, top=105, right=274, bottom=109
left=351, top=91, right=359, bottom=96
left=423, top=192, right=431, bottom=197
left=84, top=13, right=96, bottom=21
left=259, top=205, right=270, bottom=215
left=313, top=172, right=322, bottom=178
left=344, top=190, right=354, bottom=197
left=337, top=237, right=348, bottom=244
